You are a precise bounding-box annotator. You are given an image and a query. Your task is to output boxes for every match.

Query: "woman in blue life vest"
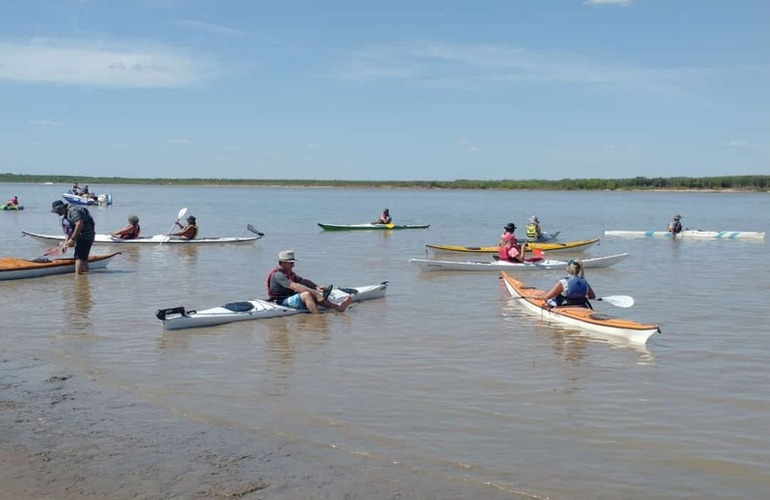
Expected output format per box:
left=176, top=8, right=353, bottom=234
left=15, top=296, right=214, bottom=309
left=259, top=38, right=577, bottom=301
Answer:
left=541, top=259, right=596, bottom=308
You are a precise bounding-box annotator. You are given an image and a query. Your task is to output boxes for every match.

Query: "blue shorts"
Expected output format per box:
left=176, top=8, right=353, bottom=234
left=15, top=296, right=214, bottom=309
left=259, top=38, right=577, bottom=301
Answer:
left=281, top=294, right=307, bottom=310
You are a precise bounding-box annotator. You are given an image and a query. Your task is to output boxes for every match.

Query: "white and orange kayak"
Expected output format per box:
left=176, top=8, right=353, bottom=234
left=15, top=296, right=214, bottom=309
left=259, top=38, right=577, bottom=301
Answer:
left=0, top=252, right=121, bottom=281
left=500, top=272, right=660, bottom=344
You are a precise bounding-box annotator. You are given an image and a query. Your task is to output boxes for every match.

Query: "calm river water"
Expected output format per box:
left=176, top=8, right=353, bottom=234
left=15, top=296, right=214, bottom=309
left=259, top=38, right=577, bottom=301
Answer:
left=2, top=183, right=769, bottom=498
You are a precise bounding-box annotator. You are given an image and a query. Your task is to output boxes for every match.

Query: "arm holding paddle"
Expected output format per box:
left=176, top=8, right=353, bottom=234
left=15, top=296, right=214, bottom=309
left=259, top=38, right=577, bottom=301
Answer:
left=372, top=208, right=392, bottom=225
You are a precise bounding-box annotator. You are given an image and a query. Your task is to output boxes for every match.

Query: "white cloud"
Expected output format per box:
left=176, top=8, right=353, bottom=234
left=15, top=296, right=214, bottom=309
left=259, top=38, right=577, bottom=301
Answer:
left=166, top=138, right=193, bottom=145
left=725, top=140, right=748, bottom=147
left=330, top=42, right=677, bottom=87
left=584, top=0, right=632, bottom=6
left=28, top=120, right=62, bottom=126
left=0, top=38, right=217, bottom=88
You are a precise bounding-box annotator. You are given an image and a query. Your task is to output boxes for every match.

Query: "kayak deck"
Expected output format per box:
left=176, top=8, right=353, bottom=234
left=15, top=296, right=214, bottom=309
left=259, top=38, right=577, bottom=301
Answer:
left=0, top=252, right=121, bottom=280
left=318, top=223, right=430, bottom=231
left=426, top=238, right=600, bottom=255
left=410, top=253, right=629, bottom=272
left=157, top=282, right=389, bottom=330
left=604, top=230, right=765, bottom=240
left=22, top=227, right=264, bottom=245
left=500, top=272, right=659, bottom=344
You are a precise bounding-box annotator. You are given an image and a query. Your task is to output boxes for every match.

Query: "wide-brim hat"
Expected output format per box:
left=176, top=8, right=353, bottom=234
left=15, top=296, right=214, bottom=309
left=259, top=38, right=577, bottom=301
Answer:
left=504, top=223, right=516, bottom=232
left=278, top=249, right=297, bottom=262
left=50, top=200, right=66, bottom=213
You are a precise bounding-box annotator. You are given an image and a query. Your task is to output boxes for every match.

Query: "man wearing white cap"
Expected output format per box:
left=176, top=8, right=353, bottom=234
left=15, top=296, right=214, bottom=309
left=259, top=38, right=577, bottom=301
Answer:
left=266, top=250, right=352, bottom=313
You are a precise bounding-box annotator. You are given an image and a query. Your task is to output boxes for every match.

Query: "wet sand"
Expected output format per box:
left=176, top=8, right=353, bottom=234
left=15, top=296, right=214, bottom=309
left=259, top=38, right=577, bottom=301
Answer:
left=1, top=355, right=528, bottom=499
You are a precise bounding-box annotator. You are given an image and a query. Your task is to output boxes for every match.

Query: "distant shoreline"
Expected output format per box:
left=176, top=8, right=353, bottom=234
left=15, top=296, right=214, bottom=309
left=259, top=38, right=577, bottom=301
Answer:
left=1, top=173, right=768, bottom=192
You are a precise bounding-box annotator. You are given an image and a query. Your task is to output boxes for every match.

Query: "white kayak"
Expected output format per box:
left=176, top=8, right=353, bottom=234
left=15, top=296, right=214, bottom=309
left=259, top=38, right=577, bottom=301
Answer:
left=156, top=282, right=389, bottom=330
left=22, top=225, right=264, bottom=245
left=410, top=253, right=629, bottom=272
left=604, top=230, right=765, bottom=240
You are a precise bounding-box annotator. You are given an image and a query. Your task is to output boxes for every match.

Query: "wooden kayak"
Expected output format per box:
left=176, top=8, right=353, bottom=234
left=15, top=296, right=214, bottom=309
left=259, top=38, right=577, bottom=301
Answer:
left=425, top=238, right=600, bottom=256
left=500, top=272, right=659, bottom=344
left=157, top=282, right=389, bottom=330
left=318, top=223, right=430, bottom=231
left=410, top=253, right=629, bottom=272
left=0, top=252, right=121, bottom=280
left=604, top=230, right=765, bottom=240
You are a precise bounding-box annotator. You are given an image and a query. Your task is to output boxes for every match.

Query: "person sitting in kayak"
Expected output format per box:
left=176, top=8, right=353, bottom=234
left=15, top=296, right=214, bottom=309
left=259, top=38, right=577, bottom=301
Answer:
left=525, top=215, right=544, bottom=241
left=2, top=196, right=19, bottom=209
left=541, top=260, right=596, bottom=308
left=266, top=249, right=352, bottom=314
left=499, top=223, right=526, bottom=262
left=171, top=215, right=198, bottom=239
left=112, top=215, right=141, bottom=239
left=373, top=208, right=392, bottom=225
left=667, top=214, right=683, bottom=234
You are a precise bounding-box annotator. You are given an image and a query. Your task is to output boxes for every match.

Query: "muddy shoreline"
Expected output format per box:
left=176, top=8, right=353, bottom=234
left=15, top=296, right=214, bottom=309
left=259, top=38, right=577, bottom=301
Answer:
left=1, top=354, right=527, bottom=499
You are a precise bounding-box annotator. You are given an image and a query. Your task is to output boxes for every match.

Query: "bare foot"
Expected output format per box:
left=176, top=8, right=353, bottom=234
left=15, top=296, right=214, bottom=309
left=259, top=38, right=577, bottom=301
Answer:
left=336, top=295, right=353, bottom=312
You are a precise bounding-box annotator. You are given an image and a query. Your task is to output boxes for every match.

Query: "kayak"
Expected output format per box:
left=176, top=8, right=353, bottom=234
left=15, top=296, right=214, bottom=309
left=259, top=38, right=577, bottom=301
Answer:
left=604, top=230, right=765, bottom=240
left=425, top=238, right=600, bottom=256
left=0, top=252, right=121, bottom=281
left=318, top=223, right=430, bottom=231
left=62, top=192, right=113, bottom=206
left=21, top=226, right=264, bottom=245
left=2, top=205, right=24, bottom=210
left=410, top=253, right=629, bottom=272
left=156, top=282, right=389, bottom=330
left=500, top=272, right=660, bottom=344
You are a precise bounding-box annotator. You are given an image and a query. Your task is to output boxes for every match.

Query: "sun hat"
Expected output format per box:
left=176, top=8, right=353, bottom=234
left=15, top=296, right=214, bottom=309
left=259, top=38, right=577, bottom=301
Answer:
left=278, top=249, right=297, bottom=263
left=50, top=200, right=66, bottom=213
left=186, top=215, right=196, bottom=223
left=504, top=223, right=516, bottom=232
left=674, top=214, right=682, bottom=220
left=529, top=215, right=539, bottom=223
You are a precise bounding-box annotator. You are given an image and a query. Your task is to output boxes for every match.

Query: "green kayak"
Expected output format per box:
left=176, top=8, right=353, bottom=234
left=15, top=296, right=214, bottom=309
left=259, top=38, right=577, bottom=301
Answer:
left=318, top=223, right=430, bottom=231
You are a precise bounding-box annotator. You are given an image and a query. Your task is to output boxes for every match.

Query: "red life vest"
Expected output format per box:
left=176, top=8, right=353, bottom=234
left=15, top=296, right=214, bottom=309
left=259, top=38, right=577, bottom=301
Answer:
left=266, top=267, right=297, bottom=301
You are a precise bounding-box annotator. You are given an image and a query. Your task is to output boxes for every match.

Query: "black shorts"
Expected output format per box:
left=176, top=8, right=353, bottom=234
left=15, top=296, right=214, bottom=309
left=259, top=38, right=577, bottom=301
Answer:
left=74, top=238, right=94, bottom=261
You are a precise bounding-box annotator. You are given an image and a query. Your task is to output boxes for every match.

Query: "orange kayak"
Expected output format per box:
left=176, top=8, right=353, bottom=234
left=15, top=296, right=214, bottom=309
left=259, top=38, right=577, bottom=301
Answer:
left=0, top=252, right=121, bottom=281
left=500, top=271, right=660, bottom=344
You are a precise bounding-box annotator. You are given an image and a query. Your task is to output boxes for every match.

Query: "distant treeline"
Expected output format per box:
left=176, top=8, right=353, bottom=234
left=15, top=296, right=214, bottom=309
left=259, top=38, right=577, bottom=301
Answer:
left=1, top=173, right=768, bottom=191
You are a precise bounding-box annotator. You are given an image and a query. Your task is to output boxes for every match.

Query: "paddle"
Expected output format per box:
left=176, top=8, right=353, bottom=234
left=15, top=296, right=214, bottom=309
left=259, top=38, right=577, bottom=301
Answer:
left=246, top=224, right=265, bottom=237
left=161, top=208, right=187, bottom=245
left=29, top=246, right=63, bottom=262
left=595, top=295, right=634, bottom=308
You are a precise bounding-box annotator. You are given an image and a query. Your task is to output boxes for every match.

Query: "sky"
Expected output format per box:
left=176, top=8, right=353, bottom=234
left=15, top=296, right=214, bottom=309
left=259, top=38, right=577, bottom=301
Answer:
left=1, top=0, right=768, bottom=181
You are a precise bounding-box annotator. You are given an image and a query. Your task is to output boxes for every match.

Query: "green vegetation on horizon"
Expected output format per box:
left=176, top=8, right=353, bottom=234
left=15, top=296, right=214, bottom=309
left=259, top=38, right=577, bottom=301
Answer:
left=1, top=173, right=768, bottom=191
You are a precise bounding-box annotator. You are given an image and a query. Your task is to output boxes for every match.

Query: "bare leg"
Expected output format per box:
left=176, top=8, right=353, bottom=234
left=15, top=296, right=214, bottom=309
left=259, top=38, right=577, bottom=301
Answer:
left=299, top=291, right=321, bottom=314
left=321, top=295, right=352, bottom=312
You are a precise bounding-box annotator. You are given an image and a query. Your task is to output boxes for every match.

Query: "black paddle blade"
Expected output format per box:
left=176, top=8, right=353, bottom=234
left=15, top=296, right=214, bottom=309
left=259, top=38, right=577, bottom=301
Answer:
left=247, top=224, right=265, bottom=237
left=323, top=284, right=333, bottom=300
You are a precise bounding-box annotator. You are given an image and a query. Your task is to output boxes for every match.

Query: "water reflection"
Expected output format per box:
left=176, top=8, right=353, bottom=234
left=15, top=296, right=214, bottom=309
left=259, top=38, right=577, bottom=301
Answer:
left=62, top=274, right=93, bottom=334
left=177, top=245, right=199, bottom=264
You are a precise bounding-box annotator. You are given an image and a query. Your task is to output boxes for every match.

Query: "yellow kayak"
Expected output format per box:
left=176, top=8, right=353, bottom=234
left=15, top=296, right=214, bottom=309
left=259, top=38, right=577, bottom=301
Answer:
left=425, top=238, right=600, bottom=256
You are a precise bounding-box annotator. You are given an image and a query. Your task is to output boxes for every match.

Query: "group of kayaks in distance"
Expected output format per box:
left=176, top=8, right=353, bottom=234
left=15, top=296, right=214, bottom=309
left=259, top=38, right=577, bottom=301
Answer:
left=4, top=203, right=766, bottom=346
